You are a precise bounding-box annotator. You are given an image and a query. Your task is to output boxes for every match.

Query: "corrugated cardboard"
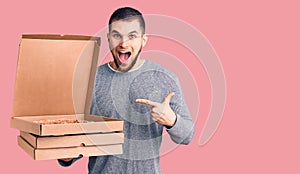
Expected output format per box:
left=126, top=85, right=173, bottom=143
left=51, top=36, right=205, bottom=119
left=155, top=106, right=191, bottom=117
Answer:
left=10, top=34, right=124, bottom=160
left=12, top=34, right=100, bottom=117
left=18, top=136, right=123, bottom=160
left=10, top=34, right=124, bottom=135
left=20, top=131, right=124, bottom=148
left=11, top=114, right=124, bottom=136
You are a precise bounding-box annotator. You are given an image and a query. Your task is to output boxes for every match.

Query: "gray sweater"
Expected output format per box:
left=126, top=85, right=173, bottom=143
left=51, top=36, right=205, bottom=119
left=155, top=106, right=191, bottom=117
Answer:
left=59, top=60, right=194, bottom=174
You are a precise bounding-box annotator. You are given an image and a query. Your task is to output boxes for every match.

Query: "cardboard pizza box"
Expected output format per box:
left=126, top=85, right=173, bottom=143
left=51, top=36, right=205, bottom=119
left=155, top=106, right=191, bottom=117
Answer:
left=20, top=131, right=124, bottom=148
left=10, top=34, right=125, bottom=160
left=10, top=34, right=124, bottom=136
left=18, top=136, right=123, bottom=160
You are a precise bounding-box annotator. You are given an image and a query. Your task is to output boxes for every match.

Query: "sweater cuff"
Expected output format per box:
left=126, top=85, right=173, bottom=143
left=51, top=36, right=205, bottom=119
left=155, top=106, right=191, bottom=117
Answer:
left=58, top=157, right=81, bottom=167
left=165, top=114, right=179, bottom=130
left=58, top=159, right=73, bottom=167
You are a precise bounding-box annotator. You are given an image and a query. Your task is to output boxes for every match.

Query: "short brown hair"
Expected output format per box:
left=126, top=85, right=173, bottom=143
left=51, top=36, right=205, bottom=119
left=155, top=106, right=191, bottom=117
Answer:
left=109, top=7, right=145, bottom=34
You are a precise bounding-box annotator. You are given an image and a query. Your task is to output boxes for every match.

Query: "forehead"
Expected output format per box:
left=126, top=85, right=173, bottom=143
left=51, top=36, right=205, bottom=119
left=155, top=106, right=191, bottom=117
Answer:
left=110, top=19, right=142, bottom=34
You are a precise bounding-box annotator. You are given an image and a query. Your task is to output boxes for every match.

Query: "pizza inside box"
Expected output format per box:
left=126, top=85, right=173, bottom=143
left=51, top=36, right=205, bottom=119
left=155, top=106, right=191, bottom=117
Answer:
left=10, top=34, right=124, bottom=160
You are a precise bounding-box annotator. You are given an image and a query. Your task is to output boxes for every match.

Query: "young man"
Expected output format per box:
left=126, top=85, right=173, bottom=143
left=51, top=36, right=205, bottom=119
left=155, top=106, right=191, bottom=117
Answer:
left=59, top=7, right=194, bottom=174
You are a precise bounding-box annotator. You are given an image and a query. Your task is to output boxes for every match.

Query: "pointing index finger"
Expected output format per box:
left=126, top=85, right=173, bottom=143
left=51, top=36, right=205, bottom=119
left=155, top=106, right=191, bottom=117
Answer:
left=163, top=92, right=175, bottom=104
left=135, top=99, right=158, bottom=107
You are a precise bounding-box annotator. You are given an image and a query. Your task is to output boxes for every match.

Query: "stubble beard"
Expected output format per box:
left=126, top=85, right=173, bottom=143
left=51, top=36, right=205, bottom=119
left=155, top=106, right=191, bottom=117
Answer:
left=112, top=46, right=142, bottom=72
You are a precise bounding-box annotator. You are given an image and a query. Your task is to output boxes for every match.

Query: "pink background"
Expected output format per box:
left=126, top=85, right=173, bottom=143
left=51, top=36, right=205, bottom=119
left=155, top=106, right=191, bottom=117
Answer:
left=1, top=0, right=300, bottom=173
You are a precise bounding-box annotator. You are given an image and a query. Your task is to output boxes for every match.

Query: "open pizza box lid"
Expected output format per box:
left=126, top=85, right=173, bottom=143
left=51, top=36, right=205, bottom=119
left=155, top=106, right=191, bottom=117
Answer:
left=10, top=34, right=124, bottom=136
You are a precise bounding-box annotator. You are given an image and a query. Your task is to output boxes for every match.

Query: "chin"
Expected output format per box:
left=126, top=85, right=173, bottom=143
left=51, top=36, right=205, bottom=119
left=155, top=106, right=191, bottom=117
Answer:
left=118, top=64, right=132, bottom=72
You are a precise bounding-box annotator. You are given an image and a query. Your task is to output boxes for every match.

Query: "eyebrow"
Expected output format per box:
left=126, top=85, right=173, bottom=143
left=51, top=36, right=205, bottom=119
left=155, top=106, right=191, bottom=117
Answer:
left=128, top=31, right=139, bottom=34
left=111, top=30, right=120, bottom=34
left=110, top=30, right=139, bottom=34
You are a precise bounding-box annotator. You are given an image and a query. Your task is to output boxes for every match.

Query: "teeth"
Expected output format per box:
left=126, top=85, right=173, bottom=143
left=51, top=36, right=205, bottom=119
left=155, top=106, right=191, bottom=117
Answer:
left=118, top=52, right=131, bottom=57
left=118, top=51, right=131, bottom=64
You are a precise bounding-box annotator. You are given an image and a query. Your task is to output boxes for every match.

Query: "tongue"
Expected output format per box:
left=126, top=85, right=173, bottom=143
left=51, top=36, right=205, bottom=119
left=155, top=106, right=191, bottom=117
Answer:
left=119, top=53, right=129, bottom=64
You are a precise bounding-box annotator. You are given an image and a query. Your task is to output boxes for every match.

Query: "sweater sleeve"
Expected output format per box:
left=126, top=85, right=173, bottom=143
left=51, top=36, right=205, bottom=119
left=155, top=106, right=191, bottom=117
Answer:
left=166, top=77, right=194, bottom=145
left=57, top=157, right=81, bottom=167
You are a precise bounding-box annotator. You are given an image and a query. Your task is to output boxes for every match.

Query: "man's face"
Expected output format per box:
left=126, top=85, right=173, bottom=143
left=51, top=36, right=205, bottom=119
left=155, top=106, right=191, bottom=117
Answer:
left=108, top=19, right=147, bottom=72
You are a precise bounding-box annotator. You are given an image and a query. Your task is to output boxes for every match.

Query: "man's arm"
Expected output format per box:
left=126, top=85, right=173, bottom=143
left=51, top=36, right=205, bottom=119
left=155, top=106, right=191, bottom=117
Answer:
left=136, top=77, right=194, bottom=145
left=165, top=113, right=194, bottom=145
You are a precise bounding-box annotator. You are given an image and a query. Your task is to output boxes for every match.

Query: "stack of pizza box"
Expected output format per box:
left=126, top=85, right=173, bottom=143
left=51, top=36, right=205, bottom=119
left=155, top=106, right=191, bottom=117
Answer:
left=10, top=34, right=124, bottom=160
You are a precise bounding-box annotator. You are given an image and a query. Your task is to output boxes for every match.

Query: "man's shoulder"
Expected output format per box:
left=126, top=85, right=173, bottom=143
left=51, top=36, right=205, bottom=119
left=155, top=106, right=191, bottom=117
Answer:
left=144, top=60, right=178, bottom=80
left=97, top=63, right=109, bottom=69
left=95, top=63, right=110, bottom=73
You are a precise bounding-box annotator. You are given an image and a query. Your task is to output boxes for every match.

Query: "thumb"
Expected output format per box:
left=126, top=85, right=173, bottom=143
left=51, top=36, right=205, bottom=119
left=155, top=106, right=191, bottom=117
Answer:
left=163, top=92, right=175, bottom=104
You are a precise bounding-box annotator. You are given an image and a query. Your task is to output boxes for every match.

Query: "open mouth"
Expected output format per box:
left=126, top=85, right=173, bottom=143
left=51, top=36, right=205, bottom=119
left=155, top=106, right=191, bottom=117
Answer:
left=118, top=51, right=131, bottom=64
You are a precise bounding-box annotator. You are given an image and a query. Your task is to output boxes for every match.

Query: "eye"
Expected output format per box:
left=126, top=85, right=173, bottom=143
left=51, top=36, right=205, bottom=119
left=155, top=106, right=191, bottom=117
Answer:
left=112, top=33, right=121, bottom=40
left=128, top=34, right=137, bottom=39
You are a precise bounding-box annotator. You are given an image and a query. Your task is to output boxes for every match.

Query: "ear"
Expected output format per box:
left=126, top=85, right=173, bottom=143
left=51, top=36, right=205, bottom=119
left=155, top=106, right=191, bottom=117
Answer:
left=141, top=34, right=148, bottom=47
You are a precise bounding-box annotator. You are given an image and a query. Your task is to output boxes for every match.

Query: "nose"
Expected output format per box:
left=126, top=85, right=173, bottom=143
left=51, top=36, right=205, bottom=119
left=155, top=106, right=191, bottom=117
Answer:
left=120, top=37, right=129, bottom=48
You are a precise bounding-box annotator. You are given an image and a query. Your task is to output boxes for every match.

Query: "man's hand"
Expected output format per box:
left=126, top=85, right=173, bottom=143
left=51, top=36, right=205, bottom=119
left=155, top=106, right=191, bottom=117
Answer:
left=136, top=92, right=177, bottom=127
